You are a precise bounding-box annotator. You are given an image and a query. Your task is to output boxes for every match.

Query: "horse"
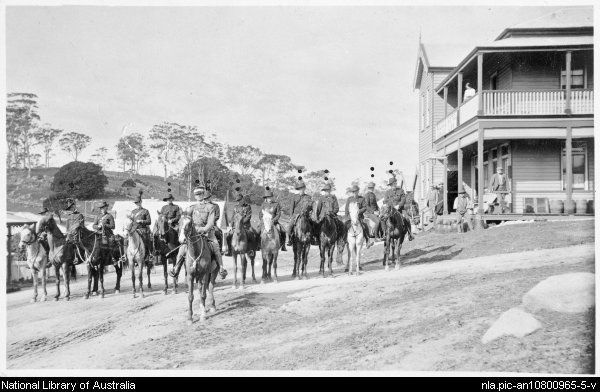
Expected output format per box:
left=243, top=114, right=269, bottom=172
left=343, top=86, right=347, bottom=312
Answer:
left=152, top=211, right=180, bottom=294
left=123, top=215, right=149, bottom=298
left=35, top=214, right=73, bottom=301
left=292, top=210, right=312, bottom=280
left=18, top=224, right=49, bottom=302
left=334, top=216, right=350, bottom=267
left=230, top=213, right=259, bottom=289
left=380, top=204, right=410, bottom=271
left=316, top=212, right=338, bottom=278
left=346, top=202, right=366, bottom=276
left=92, top=234, right=126, bottom=295
left=260, top=210, right=280, bottom=283
left=178, top=215, right=219, bottom=324
left=71, top=223, right=104, bottom=299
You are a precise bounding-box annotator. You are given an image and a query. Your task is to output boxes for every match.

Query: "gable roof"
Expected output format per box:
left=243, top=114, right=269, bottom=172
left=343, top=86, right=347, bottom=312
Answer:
left=496, top=7, right=593, bottom=40
left=413, top=42, right=473, bottom=90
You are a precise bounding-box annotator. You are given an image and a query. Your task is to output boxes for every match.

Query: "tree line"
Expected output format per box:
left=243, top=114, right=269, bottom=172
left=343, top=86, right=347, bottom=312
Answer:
left=6, top=92, right=336, bottom=202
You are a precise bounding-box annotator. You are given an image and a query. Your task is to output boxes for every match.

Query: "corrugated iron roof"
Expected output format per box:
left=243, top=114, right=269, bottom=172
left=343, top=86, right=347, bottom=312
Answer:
left=421, top=42, right=474, bottom=69
left=487, top=35, right=593, bottom=48
left=507, top=7, right=592, bottom=31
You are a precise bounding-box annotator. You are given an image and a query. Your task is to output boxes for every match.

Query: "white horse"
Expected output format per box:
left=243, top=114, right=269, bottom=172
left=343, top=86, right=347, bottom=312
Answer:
left=123, top=214, right=147, bottom=298
left=19, top=224, right=49, bottom=302
left=346, top=202, right=365, bottom=276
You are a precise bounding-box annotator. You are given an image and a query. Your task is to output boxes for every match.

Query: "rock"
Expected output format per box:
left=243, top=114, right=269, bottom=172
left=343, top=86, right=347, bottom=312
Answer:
left=481, top=307, right=542, bottom=344
left=523, top=272, right=594, bottom=314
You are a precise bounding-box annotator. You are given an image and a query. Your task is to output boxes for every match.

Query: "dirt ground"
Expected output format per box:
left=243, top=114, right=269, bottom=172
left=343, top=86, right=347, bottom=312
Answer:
left=6, top=220, right=595, bottom=372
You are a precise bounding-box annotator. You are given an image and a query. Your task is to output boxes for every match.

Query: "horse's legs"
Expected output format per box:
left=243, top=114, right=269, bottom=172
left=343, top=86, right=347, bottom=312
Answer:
left=240, top=253, right=247, bottom=288
left=395, top=236, right=405, bottom=270
left=250, top=254, right=257, bottom=283
left=198, top=273, right=206, bottom=321
left=208, top=274, right=216, bottom=312
left=85, top=264, right=92, bottom=299
left=131, top=259, right=137, bottom=298
left=99, top=264, right=105, bottom=298
left=186, top=271, right=194, bottom=324
left=292, top=243, right=299, bottom=279
left=327, top=244, right=335, bottom=276
left=114, top=263, right=122, bottom=293
left=272, top=253, right=279, bottom=283
left=62, top=263, right=71, bottom=301
left=356, top=243, right=362, bottom=276
left=261, top=253, right=268, bottom=283
left=31, top=269, right=38, bottom=303
left=54, top=263, right=61, bottom=300
left=161, top=255, right=168, bottom=295
left=146, top=260, right=152, bottom=290
left=302, top=244, right=310, bottom=279
left=139, top=262, right=145, bottom=297
left=267, top=253, right=273, bottom=280
left=232, top=253, right=238, bottom=288
left=318, top=242, right=325, bottom=276
left=41, top=265, right=47, bottom=301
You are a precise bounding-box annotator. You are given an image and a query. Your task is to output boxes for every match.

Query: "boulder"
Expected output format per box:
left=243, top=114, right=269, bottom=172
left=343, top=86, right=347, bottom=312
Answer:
left=482, top=307, right=542, bottom=344
left=523, top=272, right=594, bottom=314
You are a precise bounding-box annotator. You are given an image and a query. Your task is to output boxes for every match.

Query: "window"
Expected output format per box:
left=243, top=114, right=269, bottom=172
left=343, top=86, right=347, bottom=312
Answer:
left=562, top=141, right=588, bottom=190
left=561, top=69, right=584, bottom=89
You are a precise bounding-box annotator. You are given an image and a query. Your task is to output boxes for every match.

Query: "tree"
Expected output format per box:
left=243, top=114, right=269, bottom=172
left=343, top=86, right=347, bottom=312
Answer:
left=256, top=153, right=303, bottom=187
left=59, top=131, right=91, bottom=162
left=183, top=157, right=236, bottom=200
left=116, top=132, right=148, bottom=175
left=6, top=92, right=41, bottom=176
left=149, top=122, right=180, bottom=181
left=304, top=170, right=336, bottom=196
left=34, top=124, right=63, bottom=168
left=90, top=147, right=109, bottom=168
left=50, top=161, right=108, bottom=200
left=224, top=145, right=264, bottom=179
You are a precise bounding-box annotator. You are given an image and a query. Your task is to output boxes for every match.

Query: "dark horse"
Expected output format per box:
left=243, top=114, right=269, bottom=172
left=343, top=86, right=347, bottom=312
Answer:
left=316, top=211, right=339, bottom=278
left=380, top=205, right=410, bottom=270
left=292, top=210, right=313, bottom=280
left=178, top=216, right=219, bottom=324
left=35, top=214, right=73, bottom=301
left=152, top=211, right=180, bottom=294
left=230, top=213, right=259, bottom=289
left=70, top=223, right=110, bottom=299
left=92, top=234, right=126, bottom=295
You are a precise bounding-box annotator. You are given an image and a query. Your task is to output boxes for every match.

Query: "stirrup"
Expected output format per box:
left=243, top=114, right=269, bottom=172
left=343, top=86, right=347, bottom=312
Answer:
left=219, top=269, right=228, bottom=279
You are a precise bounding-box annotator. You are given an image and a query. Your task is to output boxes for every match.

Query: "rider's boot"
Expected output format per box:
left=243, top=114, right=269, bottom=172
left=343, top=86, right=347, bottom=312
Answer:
left=169, top=251, right=185, bottom=278
left=285, top=225, right=293, bottom=247
left=211, top=242, right=228, bottom=279
left=278, top=225, right=287, bottom=251
left=224, top=233, right=232, bottom=257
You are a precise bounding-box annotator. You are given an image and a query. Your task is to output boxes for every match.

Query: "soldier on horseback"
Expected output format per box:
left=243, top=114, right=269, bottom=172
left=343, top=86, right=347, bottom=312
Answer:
left=257, top=188, right=287, bottom=251
left=381, top=177, right=414, bottom=241
left=315, top=183, right=339, bottom=222
left=171, top=187, right=228, bottom=279
left=344, top=184, right=373, bottom=248
left=204, top=190, right=224, bottom=255
left=285, top=180, right=313, bottom=247
left=159, top=194, right=182, bottom=236
left=128, top=195, right=152, bottom=263
left=224, top=193, right=254, bottom=256
left=63, top=198, right=86, bottom=265
left=363, top=181, right=381, bottom=240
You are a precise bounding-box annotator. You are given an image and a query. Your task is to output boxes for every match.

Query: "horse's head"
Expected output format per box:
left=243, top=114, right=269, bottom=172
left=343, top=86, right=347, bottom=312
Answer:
left=123, top=214, right=135, bottom=237
left=18, top=224, right=36, bottom=250
left=262, top=210, right=274, bottom=233
left=178, top=215, right=192, bottom=244
left=348, top=202, right=360, bottom=225
left=154, top=211, right=168, bottom=237
left=233, top=213, right=244, bottom=233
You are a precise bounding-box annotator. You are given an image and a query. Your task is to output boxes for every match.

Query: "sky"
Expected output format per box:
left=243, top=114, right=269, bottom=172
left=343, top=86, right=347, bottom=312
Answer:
left=6, top=5, right=568, bottom=196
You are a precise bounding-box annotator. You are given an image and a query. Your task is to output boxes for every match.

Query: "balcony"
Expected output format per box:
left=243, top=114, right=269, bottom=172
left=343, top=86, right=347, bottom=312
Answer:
left=434, top=89, right=593, bottom=140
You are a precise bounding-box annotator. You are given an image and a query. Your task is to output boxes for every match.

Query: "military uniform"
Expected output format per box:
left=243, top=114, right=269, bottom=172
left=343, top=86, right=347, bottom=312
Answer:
left=285, top=192, right=313, bottom=245
left=315, top=194, right=339, bottom=222
left=92, top=209, right=115, bottom=245
left=381, top=179, right=414, bottom=241
left=62, top=199, right=86, bottom=265
left=258, top=191, right=287, bottom=250
left=131, top=203, right=152, bottom=260
left=344, top=189, right=371, bottom=244
left=363, top=183, right=380, bottom=238
left=364, top=190, right=379, bottom=215
left=225, top=195, right=254, bottom=255
left=159, top=200, right=182, bottom=244
left=171, top=188, right=227, bottom=279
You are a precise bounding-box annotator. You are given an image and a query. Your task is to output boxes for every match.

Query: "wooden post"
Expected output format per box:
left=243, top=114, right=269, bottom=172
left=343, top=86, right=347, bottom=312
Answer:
left=443, top=86, right=448, bottom=118
left=566, top=126, right=573, bottom=205
left=443, top=150, right=448, bottom=215
left=565, top=51, right=572, bottom=115
left=457, top=72, right=463, bottom=125
left=477, top=127, right=485, bottom=215
left=458, top=141, right=463, bottom=193
left=7, top=226, right=12, bottom=287
left=477, top=53, right=483, bottom=115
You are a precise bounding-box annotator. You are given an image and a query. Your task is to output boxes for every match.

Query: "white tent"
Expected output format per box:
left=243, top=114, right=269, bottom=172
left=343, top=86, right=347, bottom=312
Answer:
left=111, top=199, right=225, bottom=236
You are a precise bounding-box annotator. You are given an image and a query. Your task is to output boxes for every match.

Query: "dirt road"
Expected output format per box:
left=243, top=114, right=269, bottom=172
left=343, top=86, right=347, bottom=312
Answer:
left=7, top=223, right=594, bottom=372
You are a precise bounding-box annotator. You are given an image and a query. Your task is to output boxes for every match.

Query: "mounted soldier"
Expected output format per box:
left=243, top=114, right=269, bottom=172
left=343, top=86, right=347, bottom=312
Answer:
left=225, top=192, right=254, bottom=256
left=314, top=182, right=339, bottom=223
left=159, top=193, right=182, bottom=244
left=92, top=201, right=115, bottom=248
left=171, top=186, right=227, bottom=279
left=381, top=176, right=414, bottom=241
left=205, top=190, right=224, bottom=256
left=344, top=184, right=372, bottom=248
left=363, top=181, right=381, bottom=240
left=36, top=207, right=52, bottom=255
left=63, top=198, right=86, bottom=265
left=285, top=179, right=313, bottom=247
left=129, top=195, right=152, bottom=261
left=257, top=188, right=287, bottom=251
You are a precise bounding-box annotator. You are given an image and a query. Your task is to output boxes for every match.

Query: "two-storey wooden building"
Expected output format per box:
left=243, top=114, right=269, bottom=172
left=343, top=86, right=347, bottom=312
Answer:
left=415, top=7, right=593, bottom=217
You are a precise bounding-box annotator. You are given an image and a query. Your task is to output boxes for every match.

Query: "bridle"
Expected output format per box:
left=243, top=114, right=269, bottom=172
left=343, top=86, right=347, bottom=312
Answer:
left=180, top=217, right=207, bottom=268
